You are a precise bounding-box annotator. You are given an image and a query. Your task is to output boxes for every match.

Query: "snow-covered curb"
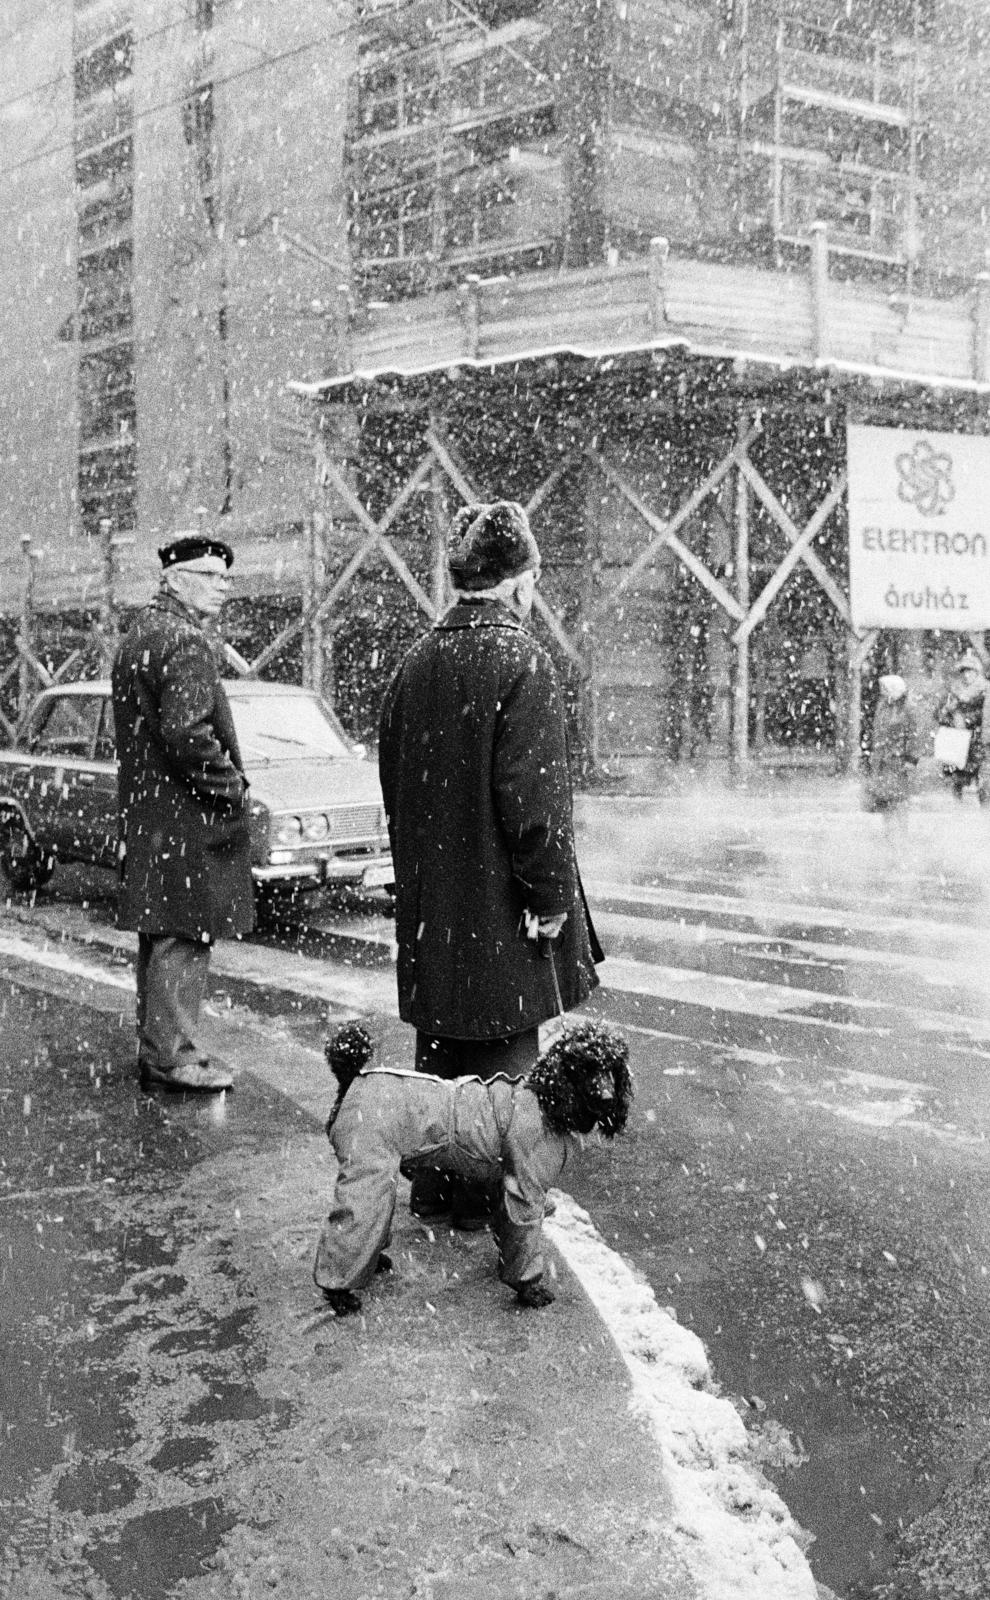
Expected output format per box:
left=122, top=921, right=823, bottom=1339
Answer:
left=545, top=1191, right=819, bottom=1600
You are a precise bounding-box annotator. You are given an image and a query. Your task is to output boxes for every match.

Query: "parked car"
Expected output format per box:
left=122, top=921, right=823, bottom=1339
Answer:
left=0, top=679, right=393, bottom=904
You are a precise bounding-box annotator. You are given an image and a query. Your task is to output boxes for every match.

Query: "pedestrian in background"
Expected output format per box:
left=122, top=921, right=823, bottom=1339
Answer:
left=111, top=535, right=254, bottom=1092
left=378, top=500, right=603, bottom=1229
left=864, top=674, right=918, bottom=824
left=934, top=650, right=987, bottom=804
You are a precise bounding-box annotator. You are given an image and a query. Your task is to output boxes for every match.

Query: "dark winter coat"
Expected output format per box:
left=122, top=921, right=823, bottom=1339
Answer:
left=111, top=590, right=255, bottom=942
left=864, top=699, right=919, bottom=811
left=313, top=1068, right=575, bottom=1291
left=936, top=678, right=985, bottom=781
left=378, top=598, right=602, bottom=1040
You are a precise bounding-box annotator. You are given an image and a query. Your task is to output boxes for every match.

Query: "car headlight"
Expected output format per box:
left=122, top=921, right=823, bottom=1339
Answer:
left=302, top=812, right=330, bottom=842
left=272, top=814, right=303, bottom=847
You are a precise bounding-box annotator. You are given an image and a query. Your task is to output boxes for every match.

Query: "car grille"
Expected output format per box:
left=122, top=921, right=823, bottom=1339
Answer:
left=327, top=803, right=385, bottom=843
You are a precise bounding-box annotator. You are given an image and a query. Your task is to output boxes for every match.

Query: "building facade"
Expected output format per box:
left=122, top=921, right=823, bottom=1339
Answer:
left=1, top=0, right=353, bottom=608
left=3, top=0, right=990, bottom=780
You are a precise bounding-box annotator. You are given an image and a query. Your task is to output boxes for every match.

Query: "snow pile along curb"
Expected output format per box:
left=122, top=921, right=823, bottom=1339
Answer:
left=545, top=1192, right=819, bottom=1600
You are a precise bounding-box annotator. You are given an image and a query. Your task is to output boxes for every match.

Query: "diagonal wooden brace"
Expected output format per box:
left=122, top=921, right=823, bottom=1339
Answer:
left=732, top=471, right=848, bottom=644
left=736, top=458, right=851, bottom=625
left=590, top=451, right=750, bottom=624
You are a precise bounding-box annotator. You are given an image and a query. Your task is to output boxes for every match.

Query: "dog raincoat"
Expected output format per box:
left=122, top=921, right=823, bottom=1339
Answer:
left=313, top=1069, right=574, bottom=1293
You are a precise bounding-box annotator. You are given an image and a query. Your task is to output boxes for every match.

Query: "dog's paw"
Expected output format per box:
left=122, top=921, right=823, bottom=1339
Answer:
left=515, top=1279, right=555, bottom=1309
left=321, top=1287, right=362, bottom=1317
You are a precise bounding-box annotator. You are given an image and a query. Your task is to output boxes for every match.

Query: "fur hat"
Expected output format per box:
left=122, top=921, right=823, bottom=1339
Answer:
left=447, top=501, right=540, bottom=592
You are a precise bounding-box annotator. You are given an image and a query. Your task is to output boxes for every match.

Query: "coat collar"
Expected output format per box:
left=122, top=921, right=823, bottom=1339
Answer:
left=152, top=587, right=207, bottom=631
left=435, top=598, right=527, bottom=634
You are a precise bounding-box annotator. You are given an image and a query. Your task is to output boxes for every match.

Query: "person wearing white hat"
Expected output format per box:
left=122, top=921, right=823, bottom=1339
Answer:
left=864, top=673, right=918, bottom=821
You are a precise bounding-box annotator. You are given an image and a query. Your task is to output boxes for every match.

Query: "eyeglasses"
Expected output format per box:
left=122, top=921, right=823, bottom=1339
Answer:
left=179, top=567, right=232, bottom=583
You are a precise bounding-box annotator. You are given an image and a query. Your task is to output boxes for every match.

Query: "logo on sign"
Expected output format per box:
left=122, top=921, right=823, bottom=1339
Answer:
left=895, top=438, right=955, bottom=517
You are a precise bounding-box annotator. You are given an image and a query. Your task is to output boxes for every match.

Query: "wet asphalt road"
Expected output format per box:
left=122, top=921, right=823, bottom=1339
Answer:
left=577, top=1018, right=990, bottom=1598
left=4, top=820, right=990, bottom=1600
left=0, top=978, right=308, bottom=1600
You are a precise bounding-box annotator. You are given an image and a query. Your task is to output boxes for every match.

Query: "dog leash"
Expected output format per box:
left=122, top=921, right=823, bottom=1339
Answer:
left=540, top=935, right=566, bottom=1018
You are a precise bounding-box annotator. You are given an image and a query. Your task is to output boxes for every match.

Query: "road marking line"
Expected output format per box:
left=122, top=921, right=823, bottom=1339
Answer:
left=0, top=934, right=134, bottom=990
left=0, top=1181, right=118, bottom=1205
left=595, top=907, right=981, bottom=988
left=586, top=877, right=990, bottom=949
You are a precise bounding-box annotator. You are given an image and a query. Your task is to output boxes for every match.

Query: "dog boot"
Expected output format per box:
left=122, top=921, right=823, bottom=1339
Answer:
left=321, top=1288, right=362, bottom=1317
left=515, top=1278, right=555, bottom=1309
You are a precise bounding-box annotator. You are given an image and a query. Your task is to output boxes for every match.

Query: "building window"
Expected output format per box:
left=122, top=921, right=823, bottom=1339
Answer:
left=77, top=241, right=134, bottom=342
left=183, top=83, right=217, bottom=225
left=78, top=442, right=137, bottom=539
left=74, top=32, right=134, bottom=103
left=75, top=135, right=133, bottom=193
left=79, top=346, right=136, bottom=443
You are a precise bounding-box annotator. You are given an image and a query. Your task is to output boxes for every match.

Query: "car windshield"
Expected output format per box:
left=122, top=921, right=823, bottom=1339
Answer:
left=230, top=693, right=354, bottom=762
left=28, top=695, right=108, bottom=760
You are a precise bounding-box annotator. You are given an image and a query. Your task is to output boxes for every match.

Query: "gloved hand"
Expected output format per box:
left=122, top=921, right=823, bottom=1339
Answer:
left=523, top=910, right=567, bottom=941
left=515, top=1278, right=555, bottom=1309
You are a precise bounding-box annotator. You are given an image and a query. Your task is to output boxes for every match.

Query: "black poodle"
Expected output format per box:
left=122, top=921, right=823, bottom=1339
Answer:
left=313, top=1017, right=632, bottom=1317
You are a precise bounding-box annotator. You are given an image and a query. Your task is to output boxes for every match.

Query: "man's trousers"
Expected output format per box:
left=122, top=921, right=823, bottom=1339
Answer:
left=410, top=1028, right=539, bottom=1224
left=135, top=933, right=216, bottom=1072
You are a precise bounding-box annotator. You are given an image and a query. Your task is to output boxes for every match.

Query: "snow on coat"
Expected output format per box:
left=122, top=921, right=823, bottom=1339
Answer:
left=111, top=590, right=255, bottom=941
left=378, top=598, right=602, bottom=1039
left=313, top=1068, right=574, bottom=1292
left=865, top=698, right=919, bottom=810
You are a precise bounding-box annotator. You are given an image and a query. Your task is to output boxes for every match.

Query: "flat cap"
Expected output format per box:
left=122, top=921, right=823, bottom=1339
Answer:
left=159, top=534, right=234, bottom=569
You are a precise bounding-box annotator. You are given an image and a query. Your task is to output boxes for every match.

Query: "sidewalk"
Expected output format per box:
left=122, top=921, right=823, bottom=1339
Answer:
left=0, top=917, right=826, bottom=1600
left=146, top=1017, right=822, bottom=1600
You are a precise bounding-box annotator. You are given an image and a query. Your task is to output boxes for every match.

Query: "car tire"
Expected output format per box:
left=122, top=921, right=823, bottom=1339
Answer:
left=252, top=883, right=303, bottom=930
left=0, top=831, right=55, bottom=893
left=252, top=885, right=281, bottom=930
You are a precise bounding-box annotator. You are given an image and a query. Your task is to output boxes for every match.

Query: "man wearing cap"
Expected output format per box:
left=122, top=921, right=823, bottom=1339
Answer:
left=111, top=534, right=254, bottom=1091
left=378, top=501, right=603, bottom=1227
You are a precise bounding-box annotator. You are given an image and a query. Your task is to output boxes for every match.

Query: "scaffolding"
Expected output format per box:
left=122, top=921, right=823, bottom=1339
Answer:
left=741, top=2, right=924, bottom=272
left=349, top=0, right=560, bottom=293
left=350, top=0, right=931, bottom=292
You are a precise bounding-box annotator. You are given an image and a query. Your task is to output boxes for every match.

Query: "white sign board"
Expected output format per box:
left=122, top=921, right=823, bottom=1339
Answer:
left=846, top=424, right=990, bottom=631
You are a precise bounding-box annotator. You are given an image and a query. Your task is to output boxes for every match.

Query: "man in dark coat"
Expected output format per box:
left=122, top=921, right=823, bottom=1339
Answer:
left=111, top=534, right=254, bottom=1091
left=378, top=500, right=602, bottom=1225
